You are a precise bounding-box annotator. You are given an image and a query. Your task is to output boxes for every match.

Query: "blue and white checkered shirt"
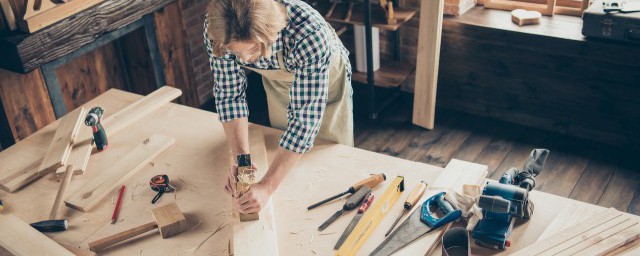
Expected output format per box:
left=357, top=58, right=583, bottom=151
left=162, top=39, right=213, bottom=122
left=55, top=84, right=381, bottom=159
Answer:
left=204, top=0, right=350, bottom=153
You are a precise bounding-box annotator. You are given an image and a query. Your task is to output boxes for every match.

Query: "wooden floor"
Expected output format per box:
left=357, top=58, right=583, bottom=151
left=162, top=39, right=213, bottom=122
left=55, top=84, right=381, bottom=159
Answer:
left=352, top=93, right=639, bottom=215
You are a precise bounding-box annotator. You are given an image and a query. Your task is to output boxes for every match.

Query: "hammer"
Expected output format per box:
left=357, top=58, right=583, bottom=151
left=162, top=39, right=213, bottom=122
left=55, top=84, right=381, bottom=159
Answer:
left=88, top=202, right=188, bottom=252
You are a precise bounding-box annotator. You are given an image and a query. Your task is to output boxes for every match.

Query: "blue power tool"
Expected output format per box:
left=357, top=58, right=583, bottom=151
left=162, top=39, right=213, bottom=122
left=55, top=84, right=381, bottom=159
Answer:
left=472, top=149, right=550, bottom=249
left=370, top=192, right=462, bottom=256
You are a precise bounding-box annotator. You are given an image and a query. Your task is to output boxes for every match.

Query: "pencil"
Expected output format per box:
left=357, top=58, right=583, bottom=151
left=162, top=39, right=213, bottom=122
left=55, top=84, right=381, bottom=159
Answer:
left=111, top=185, right=125, bottom=224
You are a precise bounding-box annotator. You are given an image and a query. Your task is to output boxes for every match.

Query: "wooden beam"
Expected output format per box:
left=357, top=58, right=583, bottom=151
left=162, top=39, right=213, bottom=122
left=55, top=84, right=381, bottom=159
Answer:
left=65, top=134, right=175, bottom=212
left=38, top=107, right=86, bottom=175
left=233, top=128, right=279, bottom=256
left=19, top=0, right=105, bottom=33
left=0, top=214, right=74, bottom=256
left=50, top=165, right=74, bottom=220
left=55, top=86, right=182, bottom=178
left=412, top=0, right=444, bottom=129
left=0, top=0, right=175, bottom=73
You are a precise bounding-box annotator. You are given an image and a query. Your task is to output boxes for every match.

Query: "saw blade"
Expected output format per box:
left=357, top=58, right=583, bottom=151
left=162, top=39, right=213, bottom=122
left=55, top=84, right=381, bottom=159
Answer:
left=369, top=207, right=432, bottom=256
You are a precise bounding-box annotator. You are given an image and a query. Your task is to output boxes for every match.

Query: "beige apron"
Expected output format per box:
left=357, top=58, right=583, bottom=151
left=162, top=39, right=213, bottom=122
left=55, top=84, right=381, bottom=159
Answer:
left=244, top=50, right=354, bottom=147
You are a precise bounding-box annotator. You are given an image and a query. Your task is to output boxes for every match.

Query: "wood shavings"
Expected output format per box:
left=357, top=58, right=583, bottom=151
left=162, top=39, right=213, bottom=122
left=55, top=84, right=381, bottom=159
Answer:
left=193, top=222, right=228, bottom=254
left=138, top=249, right=143, bottom=256
left=310, top=234, right=314, bottom=244
left=311, top=249, right=318, bottom=254
left=319, top=231, right=335, bottom=236
left=190, top=220, right=202, bottom=230
left=289, top=228, right=304, bottom=234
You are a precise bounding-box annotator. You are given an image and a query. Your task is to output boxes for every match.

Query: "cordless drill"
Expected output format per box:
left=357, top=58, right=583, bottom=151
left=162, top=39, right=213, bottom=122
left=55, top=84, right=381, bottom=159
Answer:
left=85, top=107, right=108, bottom=151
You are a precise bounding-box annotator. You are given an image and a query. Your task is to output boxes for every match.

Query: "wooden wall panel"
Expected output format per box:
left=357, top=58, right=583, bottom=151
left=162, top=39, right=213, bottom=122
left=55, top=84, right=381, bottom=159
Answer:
left=55, top=42, right=128, bottom=110
left=115, top=28, right=158, bottom=95
left=437, top=19, right=640, bottom=148
left=0, top=68, right=55, bottom=144
left=153, top=2, right=199, bottom=107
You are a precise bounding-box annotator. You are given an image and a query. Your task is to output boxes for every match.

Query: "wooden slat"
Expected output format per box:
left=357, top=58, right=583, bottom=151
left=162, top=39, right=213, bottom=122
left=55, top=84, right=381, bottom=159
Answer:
left=510, top=208, right=625, bottom=255
left=233, top=128, right=278, bottom=256
left=598, top=164, right=639, bottom=213
left=575, top=224, right=640, bottom=256
left=18, top=0, right=106, bottom=33
left=412, top=0, right=444, bottom=129
left=38, top=107, right=86, bottom=174
left=65, top=134, right=175, bottom=212
left=0, top=214, right=74, bottom=256
left=414, top=119, right=471, bottom=167
left=55, top=86, right=182, bottom=178
left=569, top=160, right=614, bottom=205
left=554, top=219, right=638, bottom=255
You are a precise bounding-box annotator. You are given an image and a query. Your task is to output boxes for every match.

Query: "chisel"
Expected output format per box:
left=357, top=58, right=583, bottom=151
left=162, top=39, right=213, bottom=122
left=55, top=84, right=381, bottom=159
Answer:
left=308, top=173, right=385, bottom=210
left=318, top=186, right=371, bottom=231
left=334, top=193, right=375, bottom=249
left=384, top=181, right=428, bottom=236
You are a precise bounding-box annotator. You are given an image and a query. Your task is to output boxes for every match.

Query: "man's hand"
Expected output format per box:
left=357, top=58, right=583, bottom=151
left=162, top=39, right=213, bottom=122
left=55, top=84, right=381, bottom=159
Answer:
left=224, top=162, right=258, bottom=196
left=234, top=181, right=273, bottom=214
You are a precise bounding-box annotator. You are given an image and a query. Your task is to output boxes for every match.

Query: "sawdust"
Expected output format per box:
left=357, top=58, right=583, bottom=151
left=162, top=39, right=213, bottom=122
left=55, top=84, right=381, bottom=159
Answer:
left=190, top=220, right=202, bottom=230
left=193, top=222, right=228, bottom=254
left=319, top=231, right=335, bottom=236
left=311, top=249, right=317, bottom=254
left=289, top=228, right=304, bottom=234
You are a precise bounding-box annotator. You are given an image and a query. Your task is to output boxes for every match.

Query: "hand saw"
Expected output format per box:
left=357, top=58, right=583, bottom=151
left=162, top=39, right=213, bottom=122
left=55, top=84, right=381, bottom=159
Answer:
left=370, top=191, right=462, bottom=256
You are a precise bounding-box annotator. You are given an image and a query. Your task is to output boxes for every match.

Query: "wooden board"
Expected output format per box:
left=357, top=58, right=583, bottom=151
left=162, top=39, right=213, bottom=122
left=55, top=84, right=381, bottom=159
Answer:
left=393, top=159, right=488, bottom=255
left=484, top=0, right=557, bottom=16
left=38, top=107, right=86, bottom=175
left=0, top=214, right=74, bottom=256
left=412, top=0, right=444, bottom=129
left=55, top=86, right=182, bottom=178
left=64, top=134, right=175, bottom=212
left=511, top=207, right=640, bottom=256
left=233, top=129, right=279, bottom=256
left=18, top=0, right=106, bottom=33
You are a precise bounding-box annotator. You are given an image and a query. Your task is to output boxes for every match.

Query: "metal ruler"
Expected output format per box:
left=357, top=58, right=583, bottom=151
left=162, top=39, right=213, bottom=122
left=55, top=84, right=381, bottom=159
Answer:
left=335, top=176, right=405, bottom=256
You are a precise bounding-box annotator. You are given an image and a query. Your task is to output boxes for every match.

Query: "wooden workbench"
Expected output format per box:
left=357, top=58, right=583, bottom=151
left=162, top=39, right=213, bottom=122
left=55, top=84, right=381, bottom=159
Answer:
left=0, top=89, right=638, bottom=255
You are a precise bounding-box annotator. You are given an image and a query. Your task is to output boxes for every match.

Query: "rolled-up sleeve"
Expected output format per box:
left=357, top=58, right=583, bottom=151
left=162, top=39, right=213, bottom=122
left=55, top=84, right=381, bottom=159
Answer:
left=204, top=19, right=249, bottom=122
left=279, top=32, right=331, bottom=153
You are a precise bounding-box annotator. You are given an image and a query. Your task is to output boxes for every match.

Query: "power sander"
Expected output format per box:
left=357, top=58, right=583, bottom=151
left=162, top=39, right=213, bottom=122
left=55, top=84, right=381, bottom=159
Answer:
left=472, top=149, right=550, bottom=249
left=85, top=107, right=108, bottom=151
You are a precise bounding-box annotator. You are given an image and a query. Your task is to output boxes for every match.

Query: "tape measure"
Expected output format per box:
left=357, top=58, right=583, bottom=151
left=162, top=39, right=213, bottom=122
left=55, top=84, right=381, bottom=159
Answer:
left=150, top=175, right=173, bottom=204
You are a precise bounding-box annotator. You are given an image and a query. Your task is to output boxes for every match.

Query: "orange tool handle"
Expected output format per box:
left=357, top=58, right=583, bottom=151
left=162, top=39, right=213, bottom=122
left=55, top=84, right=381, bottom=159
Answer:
left=404, top=181, right=428, bottom=209
left=353, top=173, right=386, bottom=191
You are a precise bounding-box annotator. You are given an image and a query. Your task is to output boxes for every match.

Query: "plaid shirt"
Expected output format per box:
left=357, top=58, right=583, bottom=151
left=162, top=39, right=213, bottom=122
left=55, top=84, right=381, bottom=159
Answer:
left=204, top=0, right=350, bottom=153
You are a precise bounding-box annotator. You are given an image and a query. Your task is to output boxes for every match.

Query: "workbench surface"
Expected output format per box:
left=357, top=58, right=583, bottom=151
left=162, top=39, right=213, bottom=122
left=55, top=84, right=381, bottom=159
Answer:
left=0, top=89, right=637, bottom=256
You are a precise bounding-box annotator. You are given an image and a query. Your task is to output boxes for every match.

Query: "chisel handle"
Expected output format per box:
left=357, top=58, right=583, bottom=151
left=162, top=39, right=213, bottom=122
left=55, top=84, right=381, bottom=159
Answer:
left=353, top=173, right=386, bottom=191
left=50, top=165, right=74, bottom=220
left=404, top=181, right=428, bottom=210
left=89, top=221, right=158, bottom=252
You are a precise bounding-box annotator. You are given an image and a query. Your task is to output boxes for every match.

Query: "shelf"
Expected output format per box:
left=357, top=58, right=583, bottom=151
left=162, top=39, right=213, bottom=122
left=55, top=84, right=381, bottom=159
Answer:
left=351, top=61, right=415, bottom=88
left=314, top=1, right=417, bottom=31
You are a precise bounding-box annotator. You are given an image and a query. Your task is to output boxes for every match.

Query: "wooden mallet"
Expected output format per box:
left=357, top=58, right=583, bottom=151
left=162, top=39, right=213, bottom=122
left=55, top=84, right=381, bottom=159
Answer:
left=88, top=202, right=188, bottom=252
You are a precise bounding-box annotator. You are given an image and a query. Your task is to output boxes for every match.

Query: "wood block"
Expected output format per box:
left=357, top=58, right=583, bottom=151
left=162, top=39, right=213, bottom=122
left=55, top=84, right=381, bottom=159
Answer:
left=38, top=107, right=86, bottom=175
left=484, top=0, right=557, bottom=16
left=511, top=9, right=541, bottom=26
left=55, top=86, right=182, bottom=178
left=152, top=202, right=188, bottom=238
left=65, top=134, right=175, bottom=212
left=233, top=128, right=278, bottom=256
left=89, top=202, right=188, bottom=252
left=0, top=214, right=74, bottom=256
left=19, top=0, right=106, bottom=33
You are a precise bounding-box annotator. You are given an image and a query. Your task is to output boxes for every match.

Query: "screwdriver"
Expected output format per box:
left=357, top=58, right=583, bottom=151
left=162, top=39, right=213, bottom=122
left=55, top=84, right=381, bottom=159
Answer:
left=318, top=186, right=371, bottom=231
left=308, top=173, right=385, bottom=210
left=384, top=181, right=428, bottom=236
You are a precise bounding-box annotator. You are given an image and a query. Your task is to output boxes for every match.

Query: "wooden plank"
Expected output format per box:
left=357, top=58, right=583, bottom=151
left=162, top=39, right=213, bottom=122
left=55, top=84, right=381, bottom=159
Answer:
left=598, top=163, right=639, bottom=213
left=0, top=0, right=16, bottom=31
left=510, top=208, right=625, bottom=255
left=18, top=0, right=106, bottom=33
left=575, top=224, right=640, bottom=256
left=484, top=0, right=557, bottom=16
left=55, top=86, right=182, bottom=178
left=233, top=128, right=278, bottom=256
left=536, top=150, right=590, bottom=197
left=153, top=2, right=199, bottom=107
left=64, top=134, right=175, bottom=212
left=412, top=0, right=444, bottom=129
left=38, top=107, right=86, bottom=175
left=0, top=0, right=175, bottom=73
left=554, top=219, right=638, bottom=255
left=0, top=214, right=74, bottom=256
left=537, top=203, right=603, bottom=241
left=569, top=159, right=614, bottom=205
left=393, top=159, right=488, bottom=255
left=414, top=119, right=471, bottom=167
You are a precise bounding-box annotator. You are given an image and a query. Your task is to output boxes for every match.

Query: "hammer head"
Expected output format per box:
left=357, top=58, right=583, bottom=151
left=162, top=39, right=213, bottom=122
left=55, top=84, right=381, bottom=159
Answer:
left=151, top=202, right=188, bottom=238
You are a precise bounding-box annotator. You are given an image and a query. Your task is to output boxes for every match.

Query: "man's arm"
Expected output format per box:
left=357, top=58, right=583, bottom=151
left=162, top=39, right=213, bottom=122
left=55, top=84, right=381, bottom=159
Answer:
left=221, top=117, right=250, bottom=156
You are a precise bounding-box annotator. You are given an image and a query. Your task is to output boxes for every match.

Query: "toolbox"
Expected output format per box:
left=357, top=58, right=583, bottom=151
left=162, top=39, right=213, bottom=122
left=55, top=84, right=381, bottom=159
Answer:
left=582, top=0, right=640, bottom=43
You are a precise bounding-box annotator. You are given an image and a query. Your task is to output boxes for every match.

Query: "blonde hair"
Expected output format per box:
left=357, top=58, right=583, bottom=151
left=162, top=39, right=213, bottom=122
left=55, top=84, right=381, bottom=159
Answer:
left=206, top=0, right=288, bottom=58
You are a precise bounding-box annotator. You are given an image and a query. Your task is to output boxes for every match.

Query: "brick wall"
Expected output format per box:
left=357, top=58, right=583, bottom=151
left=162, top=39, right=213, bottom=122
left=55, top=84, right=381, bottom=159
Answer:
left=178, top=0, right=215, bottom=106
